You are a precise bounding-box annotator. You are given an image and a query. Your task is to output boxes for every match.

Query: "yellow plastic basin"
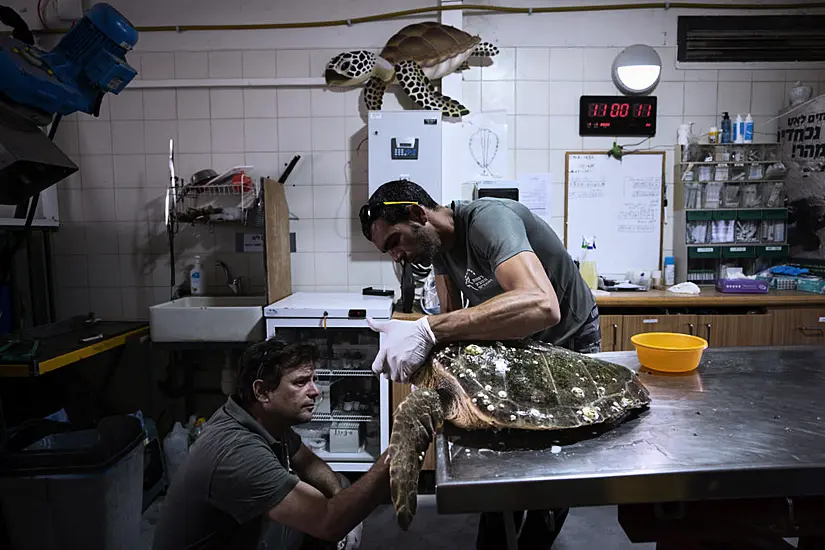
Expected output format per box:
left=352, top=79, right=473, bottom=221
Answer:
left=630, top=332, right=708, bottom=373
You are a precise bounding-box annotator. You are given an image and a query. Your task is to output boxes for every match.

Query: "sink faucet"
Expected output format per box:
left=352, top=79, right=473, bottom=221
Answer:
left=217, top=260, right=244, bottom=296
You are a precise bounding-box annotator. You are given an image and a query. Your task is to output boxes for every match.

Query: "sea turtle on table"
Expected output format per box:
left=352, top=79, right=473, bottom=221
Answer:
left=324, top=22, right=499, bottom=117
left=388, top=339, right=651, bottom=530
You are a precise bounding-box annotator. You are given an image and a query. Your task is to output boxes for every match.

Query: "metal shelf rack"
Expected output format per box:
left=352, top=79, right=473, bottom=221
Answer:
left=673, top=142, right=789, bottom=285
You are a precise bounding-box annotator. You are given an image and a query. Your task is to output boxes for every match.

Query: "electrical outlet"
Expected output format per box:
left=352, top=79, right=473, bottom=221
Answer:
left=56, top=0, right=83, bottom=21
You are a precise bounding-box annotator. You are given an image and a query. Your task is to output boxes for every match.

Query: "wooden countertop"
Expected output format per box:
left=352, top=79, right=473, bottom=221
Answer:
left=593, top=289, right=825, bottom=307
left=392, top=289, right=825, bottom=320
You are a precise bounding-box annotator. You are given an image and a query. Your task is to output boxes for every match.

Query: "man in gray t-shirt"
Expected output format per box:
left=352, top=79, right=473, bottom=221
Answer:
left=359, top=180, right=601, bottom=550
left=152, top=338, right=438, bottom=550
left=430, top=197, right=596, bottom=348
left=359, top=180, right=600, bottom=384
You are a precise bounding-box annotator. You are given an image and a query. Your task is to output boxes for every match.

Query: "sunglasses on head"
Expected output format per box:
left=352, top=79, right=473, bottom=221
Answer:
left=358, top=201, right=419, bottom=240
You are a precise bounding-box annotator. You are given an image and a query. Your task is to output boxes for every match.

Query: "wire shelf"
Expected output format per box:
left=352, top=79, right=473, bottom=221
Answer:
left=312, top=412, right=374, bottom=423
left=180, top=182, right=256, bottom=197
left=315, top=369, right=374, bottom=377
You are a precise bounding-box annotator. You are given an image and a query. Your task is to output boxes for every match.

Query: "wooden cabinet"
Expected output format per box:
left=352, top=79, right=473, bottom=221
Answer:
left=771, top=307, right=825, bottom=346
left=696, top=313, right=773, bottom=347
left=599, top=315, right=624, bottom=352
left=391, top=382, right=435, bottom=471
left=621, top=314, right=698, bottom=350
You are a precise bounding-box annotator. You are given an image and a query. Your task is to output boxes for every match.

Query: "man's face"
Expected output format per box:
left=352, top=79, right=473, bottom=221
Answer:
left=260, top=363, right=320, bottom=426
left=369, top=219, right=442, bottom=265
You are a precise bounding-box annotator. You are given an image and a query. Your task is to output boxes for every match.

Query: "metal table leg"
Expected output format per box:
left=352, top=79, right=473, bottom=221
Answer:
left=503, top=512, right=518, bottom=550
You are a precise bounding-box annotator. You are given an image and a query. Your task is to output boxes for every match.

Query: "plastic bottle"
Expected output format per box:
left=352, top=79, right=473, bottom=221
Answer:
left=190, top=255, right=204, bottom=295
left=744, top=113, right=754, bottom=143
left=734, top=113, right=744, bottom=144
left=579, top=237, right=599, bottom=290
left=720, top=112, right=732, bottom=144
left=162, top=421, right=190, bottom=484
left=664, top=256, right=676, bottom=287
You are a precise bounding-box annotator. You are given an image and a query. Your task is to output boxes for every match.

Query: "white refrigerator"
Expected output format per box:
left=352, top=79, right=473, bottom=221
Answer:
left=264, top=292, right=393, bottom=472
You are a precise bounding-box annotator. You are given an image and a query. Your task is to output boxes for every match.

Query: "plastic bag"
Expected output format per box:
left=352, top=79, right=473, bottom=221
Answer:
left=162, top=421, right=190, bottom=484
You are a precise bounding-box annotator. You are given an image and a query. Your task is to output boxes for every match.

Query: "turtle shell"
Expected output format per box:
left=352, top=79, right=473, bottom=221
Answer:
left=431, top=340, right=651, bottom=430
left=380, top=22, right=481, bottom=68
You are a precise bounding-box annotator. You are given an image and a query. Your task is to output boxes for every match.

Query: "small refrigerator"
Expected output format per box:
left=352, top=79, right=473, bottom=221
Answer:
left=264, top=292, right=392, bottom=472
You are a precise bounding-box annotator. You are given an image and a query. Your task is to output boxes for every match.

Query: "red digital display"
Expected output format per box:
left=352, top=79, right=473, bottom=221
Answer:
left=579, top=95, right=657, bottom=137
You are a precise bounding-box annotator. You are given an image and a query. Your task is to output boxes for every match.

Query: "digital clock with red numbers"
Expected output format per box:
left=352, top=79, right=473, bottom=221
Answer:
left=579, top=95, right=657, bottom=137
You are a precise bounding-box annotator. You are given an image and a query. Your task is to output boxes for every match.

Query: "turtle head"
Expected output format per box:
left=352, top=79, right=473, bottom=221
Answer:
left=325, top=51, right=377, bottom=86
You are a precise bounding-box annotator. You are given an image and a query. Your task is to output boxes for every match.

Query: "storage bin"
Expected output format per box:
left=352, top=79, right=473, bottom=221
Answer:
left=0, top=415, right=145, bottom=550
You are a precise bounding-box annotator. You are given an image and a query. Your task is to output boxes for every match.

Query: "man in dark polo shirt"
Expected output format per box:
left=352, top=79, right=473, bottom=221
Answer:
left=153, top=338, right=435, bottom=550
left=359, top=180, right=600, bottom=550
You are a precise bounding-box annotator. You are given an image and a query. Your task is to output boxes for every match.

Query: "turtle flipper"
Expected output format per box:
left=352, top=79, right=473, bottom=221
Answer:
left=363, top=76, right=386, bottom=111
left=394, top=60, right=470, bottom=118
left=388, top=387, right=444, bottom=530
left=472, top=42, right=500, bottom=58
left=458, top=61, right=471, bottom=71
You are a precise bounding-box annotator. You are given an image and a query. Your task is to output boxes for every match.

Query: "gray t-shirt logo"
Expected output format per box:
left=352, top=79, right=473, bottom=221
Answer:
left=465, top=268, right=495, bottom=292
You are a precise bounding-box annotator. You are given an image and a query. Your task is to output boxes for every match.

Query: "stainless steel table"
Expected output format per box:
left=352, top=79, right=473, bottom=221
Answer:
left=434, top=346, right=825, bottom=549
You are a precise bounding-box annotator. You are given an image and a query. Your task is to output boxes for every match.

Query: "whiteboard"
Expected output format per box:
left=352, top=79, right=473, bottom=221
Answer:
left=564, top=151, right=664, bottom=278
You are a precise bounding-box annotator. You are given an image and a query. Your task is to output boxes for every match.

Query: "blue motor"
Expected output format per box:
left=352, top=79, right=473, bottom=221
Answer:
left=0, top=3, right=138, bottom=118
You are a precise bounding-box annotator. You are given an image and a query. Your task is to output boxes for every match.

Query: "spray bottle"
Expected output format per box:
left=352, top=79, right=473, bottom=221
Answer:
left=579, top=237, right=599, bottom=290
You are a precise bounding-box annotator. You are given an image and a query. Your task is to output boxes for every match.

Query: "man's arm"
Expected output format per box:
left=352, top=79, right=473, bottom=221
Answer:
left=268, top=450, right=390, bottom=542
left=290, top=443, right=343, bottom=498
left=435, top=274, right=462, bottom=314
left=428, top=250, right=560, bottom=342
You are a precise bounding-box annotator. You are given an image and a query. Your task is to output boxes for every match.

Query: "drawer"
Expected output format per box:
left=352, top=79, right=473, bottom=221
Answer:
left=757, top=245, right=789, bottom=258
left=771, top=307, right=825, bottom=346
left=688, top=246, right=721, bottom=259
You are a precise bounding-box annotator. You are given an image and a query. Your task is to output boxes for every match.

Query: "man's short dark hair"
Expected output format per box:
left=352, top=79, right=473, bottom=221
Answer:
left=359, top=179, right=440, bottom=240
left=236, top=339, right=319, bottom=405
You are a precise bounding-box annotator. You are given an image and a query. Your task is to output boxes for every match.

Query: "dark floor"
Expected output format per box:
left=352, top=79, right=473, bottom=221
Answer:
left=140, top=495, right=653, bottom=549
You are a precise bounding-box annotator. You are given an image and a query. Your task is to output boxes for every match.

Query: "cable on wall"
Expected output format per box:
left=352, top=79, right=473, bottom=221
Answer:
left=30, top=1, right=825, bottom=34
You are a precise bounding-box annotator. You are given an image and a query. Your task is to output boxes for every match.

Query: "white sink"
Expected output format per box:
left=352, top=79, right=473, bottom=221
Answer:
left=149, top=295, right=267, bottom=343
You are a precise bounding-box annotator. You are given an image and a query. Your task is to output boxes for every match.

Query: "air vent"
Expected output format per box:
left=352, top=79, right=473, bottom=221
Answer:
left=678, top=15, right=825, bottom=63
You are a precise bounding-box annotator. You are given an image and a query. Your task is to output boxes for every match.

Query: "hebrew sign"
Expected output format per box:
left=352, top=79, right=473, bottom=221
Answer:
left=779, top=95, right=825, bottom=260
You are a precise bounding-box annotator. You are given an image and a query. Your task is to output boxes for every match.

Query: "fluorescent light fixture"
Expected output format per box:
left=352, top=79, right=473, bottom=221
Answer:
left=612, top=45, right=662, bottom=95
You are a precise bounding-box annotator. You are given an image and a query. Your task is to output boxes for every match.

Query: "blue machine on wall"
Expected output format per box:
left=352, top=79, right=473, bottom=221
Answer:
left=0, top=3, right=137, bottom=118
left=0, top=3, right=138, bottom=204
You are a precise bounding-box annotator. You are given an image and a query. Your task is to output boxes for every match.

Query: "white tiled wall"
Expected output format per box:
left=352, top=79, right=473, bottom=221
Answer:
left=50, top=2, right=825, bottom=321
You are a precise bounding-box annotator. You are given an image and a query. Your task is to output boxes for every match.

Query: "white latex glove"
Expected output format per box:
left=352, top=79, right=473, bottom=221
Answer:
left=340, top=522, right=362, bottom=550
left=366, top=317, right=436, bottom=383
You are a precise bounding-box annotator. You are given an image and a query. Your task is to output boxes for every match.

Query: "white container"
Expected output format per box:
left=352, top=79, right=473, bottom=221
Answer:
left=664, top=257, right=676, bottom=287
left=163, top=421, right=190, bottom=484
left=652, top=270, right=662, bottom=289
left=190, top=255, right=204, bottom=296
left=330, top=422, right=363, bottom=453
left=744, top=113, right=753, bottom=143
left=734, top=114, right=745, bottom=144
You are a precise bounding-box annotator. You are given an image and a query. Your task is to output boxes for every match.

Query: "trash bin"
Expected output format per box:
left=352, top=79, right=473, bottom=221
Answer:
left=0, top=415, right=145, bottom=550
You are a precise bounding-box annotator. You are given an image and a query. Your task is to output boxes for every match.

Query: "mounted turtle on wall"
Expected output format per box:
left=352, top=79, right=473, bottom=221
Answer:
left=324, top=22, right=498, bottom=118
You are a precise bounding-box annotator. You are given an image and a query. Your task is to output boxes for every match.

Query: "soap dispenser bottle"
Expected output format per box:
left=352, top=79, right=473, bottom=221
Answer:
left=720, top=112, right=732, bottom=144
left=190, top=255, right=205, bottom=296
